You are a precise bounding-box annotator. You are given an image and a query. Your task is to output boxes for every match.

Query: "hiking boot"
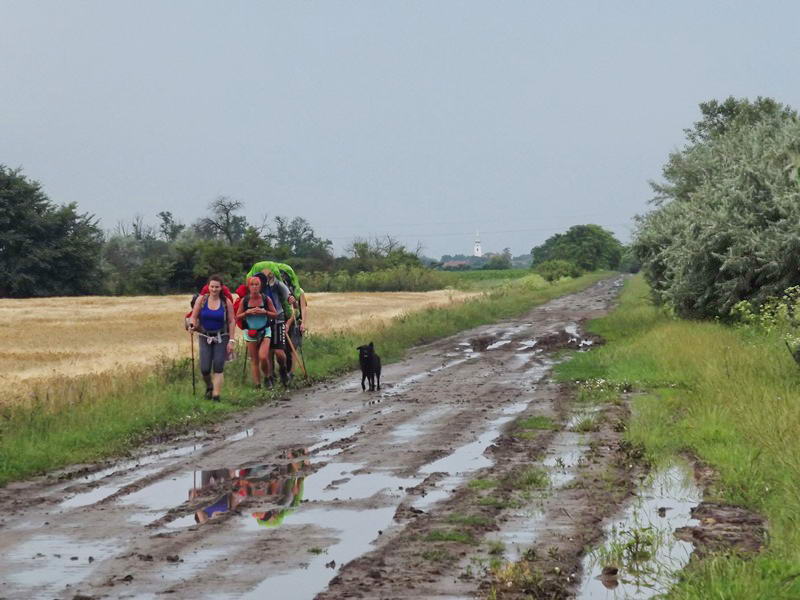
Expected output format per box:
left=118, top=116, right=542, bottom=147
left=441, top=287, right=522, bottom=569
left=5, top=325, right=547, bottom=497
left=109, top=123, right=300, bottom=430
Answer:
left=212, top=395, right=221, bottom=403
left=279, top=366, right=289, bottom=387
left=264, top=376, right=274, bottom=389
left=204, top=388, right=213, bottom=400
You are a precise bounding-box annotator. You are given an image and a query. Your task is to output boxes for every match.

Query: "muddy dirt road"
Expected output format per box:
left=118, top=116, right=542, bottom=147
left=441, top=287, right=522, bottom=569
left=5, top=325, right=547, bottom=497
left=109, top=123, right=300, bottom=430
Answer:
left=0, top=277, right=626, bottom=600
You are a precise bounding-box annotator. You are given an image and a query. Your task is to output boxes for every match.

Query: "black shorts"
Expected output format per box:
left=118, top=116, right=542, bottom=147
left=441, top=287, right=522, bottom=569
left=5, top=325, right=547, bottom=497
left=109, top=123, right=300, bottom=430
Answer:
left=271, top=321, right=287, bottom=350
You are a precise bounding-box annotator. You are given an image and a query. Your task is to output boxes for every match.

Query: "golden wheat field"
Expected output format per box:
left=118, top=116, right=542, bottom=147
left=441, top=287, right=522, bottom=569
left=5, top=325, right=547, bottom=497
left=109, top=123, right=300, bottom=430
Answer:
left=0, top=290, right=477, bottom=386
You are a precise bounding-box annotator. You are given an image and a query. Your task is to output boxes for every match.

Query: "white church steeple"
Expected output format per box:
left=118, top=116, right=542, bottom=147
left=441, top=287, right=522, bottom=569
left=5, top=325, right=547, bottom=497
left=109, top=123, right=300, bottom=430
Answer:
left=473, top=231, right=482, bottom=257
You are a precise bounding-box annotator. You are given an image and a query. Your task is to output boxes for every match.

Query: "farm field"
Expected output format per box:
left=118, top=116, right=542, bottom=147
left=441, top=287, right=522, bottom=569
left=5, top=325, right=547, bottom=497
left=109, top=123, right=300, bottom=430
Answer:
left=0, top=290, right=477, bottom=384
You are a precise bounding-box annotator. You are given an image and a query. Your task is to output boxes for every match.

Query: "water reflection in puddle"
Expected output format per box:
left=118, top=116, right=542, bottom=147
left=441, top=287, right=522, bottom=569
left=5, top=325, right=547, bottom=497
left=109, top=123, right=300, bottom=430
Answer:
left=240, top=506, right=396, bottom=600
left=577, top=462, right=702, bottom=599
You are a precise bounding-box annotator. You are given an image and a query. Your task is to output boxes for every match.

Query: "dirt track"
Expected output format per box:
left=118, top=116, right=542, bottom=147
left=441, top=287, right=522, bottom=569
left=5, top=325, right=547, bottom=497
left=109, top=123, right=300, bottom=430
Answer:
left=0, top=277, right=626, bottom=600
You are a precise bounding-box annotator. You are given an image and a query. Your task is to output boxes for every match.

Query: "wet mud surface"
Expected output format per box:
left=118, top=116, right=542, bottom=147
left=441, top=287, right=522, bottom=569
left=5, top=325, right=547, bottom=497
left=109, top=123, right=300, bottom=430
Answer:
left=0, top=278, right=630, bottom=599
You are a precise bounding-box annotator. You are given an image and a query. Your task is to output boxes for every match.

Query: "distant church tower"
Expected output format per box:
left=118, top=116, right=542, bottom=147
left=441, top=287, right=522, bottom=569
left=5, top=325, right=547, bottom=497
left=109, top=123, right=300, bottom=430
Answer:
left=473, top=231, right=482, bottom=257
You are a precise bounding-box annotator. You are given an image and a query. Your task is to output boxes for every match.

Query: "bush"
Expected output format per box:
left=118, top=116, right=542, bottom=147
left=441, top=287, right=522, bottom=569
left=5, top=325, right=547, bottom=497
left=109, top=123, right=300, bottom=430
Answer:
left=634, top=97, right=800, bottom=318
left=301, top=266, right=452, bottom=292
left=533, top=259, right=583, bottom=282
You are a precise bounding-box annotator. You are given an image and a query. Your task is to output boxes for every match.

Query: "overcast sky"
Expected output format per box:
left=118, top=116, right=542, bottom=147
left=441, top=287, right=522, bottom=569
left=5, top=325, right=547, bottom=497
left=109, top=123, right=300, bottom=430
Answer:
left=3, top=1, right=799, bottom=257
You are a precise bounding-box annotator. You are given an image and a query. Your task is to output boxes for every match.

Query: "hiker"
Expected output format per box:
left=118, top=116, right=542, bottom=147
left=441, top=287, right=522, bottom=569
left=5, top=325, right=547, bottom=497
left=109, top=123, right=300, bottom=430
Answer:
left=248, top=265, right=293, bottom=387
left=188, top=275, right=237, bottom=402
left=246, top=261, right=307, bottom=377
left=236, top=276, right=278, bottom=389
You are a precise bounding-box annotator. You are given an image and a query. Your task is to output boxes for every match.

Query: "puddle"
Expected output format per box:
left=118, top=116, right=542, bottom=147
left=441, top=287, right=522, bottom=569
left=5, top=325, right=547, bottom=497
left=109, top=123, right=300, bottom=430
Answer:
left=381, top=357, right=476, bottom=398
left=392, top=406, right=450, bottom=440
left=225, top=427, right=255, bottom=442
left=577, top=461, right=702, bottom=599
left=487, top=339, right=512, bottom=350
left=308, top=425, right=361, bottom=453
left=303, top=462, right=413, bottom=502
left=240, top=506, right=397, bottom=599
left=60, top=465, right=162, bottom=509
left=3, top=534, right=118, bottom=594
left=518, top=339, right=538, bottom=350
left=413, top=415, right=516, bottom=510
left=77, top=441, right=205, bottom=484
left=120, top=471, right=196, bottom=511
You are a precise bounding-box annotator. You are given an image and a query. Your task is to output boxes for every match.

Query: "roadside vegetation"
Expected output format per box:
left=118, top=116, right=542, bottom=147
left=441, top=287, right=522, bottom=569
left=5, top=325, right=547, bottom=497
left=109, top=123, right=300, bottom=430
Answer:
left=557, top=275, right=800, bottom=599
left=0, top=271, right=610, bottom=486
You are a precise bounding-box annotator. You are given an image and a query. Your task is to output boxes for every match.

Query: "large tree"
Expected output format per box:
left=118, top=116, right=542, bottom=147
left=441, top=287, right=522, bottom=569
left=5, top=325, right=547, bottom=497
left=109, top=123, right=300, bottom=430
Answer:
left=0, top=166, right=104, bottom=297
left=530, top=224, right=622, bottom=271
left=633, top=96, right=800, bottom=318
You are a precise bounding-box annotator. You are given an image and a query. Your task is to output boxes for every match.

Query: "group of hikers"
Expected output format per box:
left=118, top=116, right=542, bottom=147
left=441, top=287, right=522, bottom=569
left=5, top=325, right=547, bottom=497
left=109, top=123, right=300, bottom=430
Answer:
left=186, top=261, right=307, bottom=402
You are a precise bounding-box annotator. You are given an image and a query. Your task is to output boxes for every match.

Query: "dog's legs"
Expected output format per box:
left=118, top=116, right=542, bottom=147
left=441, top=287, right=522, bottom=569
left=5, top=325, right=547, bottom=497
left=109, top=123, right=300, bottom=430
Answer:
left=368, top=373, right=375, bottom=391
left=376, top=370, right=381, bottom=390
left=361, top=371, right=366, bottom=391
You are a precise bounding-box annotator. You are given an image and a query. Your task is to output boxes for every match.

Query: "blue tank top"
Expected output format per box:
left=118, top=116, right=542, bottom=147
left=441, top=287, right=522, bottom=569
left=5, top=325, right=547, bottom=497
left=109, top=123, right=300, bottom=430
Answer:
left=199, top=298, right=226, bottom=332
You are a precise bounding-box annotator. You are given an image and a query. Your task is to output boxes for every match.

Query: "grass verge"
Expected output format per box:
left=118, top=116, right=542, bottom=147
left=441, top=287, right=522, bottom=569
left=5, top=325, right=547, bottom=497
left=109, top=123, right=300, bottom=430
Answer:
left=556, top=274, right=800, bottom=599
left=0, top=271, right=610, bottom=486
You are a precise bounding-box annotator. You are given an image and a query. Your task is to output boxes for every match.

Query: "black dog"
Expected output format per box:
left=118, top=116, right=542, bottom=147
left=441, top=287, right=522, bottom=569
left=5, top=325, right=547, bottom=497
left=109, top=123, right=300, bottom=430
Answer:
left=357, top=342, right=381, bottom=391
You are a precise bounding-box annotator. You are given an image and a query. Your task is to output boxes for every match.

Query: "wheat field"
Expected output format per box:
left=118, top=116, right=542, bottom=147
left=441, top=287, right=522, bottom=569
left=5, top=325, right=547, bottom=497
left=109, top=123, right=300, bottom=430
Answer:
left=0, top=290, right=477, bottom=386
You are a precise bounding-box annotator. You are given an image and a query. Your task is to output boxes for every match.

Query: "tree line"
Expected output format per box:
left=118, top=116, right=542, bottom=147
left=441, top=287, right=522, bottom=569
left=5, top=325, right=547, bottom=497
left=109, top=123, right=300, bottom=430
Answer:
left=0, top=167, right=423, bottom=297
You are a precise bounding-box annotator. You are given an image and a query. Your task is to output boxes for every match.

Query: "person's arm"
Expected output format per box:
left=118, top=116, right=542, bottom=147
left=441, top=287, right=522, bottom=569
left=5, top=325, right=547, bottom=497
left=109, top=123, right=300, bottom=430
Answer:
left=299, top=293, right=308, bottom=332
left=189, top=295, right=205, bottom=329
left=276, top=280, right=293, bottom=319
left=264, top=296, right=279, bottom=319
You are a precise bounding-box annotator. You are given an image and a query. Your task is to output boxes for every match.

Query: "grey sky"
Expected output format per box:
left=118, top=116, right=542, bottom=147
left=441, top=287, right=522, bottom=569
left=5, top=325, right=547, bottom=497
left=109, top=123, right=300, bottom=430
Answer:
left=2, top=1, right=799, bottom=257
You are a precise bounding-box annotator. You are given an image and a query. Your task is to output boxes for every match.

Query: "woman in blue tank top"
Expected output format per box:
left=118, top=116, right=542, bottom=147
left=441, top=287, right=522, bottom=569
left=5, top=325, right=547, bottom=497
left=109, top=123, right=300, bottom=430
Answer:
left=188, top=275, right=237, bottom=402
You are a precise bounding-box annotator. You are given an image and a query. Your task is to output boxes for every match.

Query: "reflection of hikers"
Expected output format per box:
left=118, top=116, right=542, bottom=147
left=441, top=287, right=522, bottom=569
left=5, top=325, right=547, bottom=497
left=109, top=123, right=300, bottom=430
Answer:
left=188, top=275, right=237, bottom=402
left=236, top=277, right=278, bottom=389
left=252, top=476, right=305, bottom=527
left=248, top=265, right=292, bottom=387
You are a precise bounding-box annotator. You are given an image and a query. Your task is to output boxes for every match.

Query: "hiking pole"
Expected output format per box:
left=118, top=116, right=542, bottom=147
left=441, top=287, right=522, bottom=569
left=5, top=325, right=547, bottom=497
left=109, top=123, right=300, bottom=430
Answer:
left=285, top=334, right=308, bottom=379
left=189, top=330, right=197, bottom=396
left=241, top=340, right=248, bottom=382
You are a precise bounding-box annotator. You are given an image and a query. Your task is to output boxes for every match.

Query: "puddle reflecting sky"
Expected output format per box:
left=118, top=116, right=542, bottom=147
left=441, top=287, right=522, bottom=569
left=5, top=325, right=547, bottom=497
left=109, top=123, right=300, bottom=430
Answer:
left=577, top=462, right=702, bottom=599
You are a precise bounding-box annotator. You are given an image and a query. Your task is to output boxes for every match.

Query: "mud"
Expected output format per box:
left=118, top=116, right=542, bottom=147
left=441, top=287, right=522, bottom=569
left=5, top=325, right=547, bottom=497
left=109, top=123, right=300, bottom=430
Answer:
left=0, top=277, right=625, bottom=600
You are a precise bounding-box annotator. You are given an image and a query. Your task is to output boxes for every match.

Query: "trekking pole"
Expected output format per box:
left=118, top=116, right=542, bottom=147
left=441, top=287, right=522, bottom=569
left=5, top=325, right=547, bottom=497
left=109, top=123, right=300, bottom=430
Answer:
left=189, top=330, right=197, bottom=396
left=285, top=335, right=308, bottom=379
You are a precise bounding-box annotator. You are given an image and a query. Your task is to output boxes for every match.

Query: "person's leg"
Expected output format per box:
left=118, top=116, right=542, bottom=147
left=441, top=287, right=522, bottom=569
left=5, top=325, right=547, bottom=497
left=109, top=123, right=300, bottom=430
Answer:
left=259, top=337, right=273, bottom=384
left=272, top=322, right=289, bottom=385
left=198, top=338, right=213, bottom=398
left=247, top=341, right=261, bottom=385
left=211, top=338, right=227, bottom=400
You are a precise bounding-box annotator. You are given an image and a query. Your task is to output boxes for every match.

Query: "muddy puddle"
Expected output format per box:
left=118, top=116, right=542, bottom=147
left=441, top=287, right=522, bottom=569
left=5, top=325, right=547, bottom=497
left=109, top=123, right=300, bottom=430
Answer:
left=3, top=534, right=119, bottom=595
left=577, top=461, right=702, bottom=599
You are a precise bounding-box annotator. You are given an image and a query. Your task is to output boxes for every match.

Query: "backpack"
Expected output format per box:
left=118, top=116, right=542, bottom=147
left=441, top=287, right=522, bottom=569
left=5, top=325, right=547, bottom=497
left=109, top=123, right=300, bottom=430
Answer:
left=241, top=293, right=272, bottom=337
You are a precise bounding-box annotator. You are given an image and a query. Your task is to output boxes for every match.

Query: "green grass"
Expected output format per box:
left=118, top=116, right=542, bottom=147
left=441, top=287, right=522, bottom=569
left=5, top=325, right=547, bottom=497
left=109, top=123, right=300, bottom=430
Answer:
left=468, top=478, right=498, bottom=490
left=0, top=271, right=611, bottom=486
left=424, top=529, right=477, bottom=544
left=509, top=466, right=549, bottom=490
left=420, top=548, right=454, bottom=562
left=447, top=513, right=491, bottom=527
left=556, top=275, right=800, bottom=599
left=516, top=416, right=557, bottom=430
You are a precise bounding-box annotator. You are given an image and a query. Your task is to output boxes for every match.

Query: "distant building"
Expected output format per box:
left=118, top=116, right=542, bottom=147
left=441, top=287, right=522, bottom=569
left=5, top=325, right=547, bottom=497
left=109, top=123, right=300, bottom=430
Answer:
left=442, top=260, right=471, bottom=270
left=473, top=231, right=482, bottom=257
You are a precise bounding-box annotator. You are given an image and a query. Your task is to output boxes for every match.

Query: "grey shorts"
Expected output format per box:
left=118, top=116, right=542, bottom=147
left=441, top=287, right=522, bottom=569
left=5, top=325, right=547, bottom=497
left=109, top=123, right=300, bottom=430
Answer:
left=198, top=332, right=229, bottom=375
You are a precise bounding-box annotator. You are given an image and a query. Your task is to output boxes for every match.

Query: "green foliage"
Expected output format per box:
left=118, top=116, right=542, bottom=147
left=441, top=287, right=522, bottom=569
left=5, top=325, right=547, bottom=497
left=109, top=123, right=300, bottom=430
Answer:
left=558, top=275, right=800, bottom=597
left=634, top=96, right=800, bottom=318
left=533, top=259, right=583, bottom=282
left=530, top=224, right=622, bottom=270
left=0, top=166, right=104, bottom=297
